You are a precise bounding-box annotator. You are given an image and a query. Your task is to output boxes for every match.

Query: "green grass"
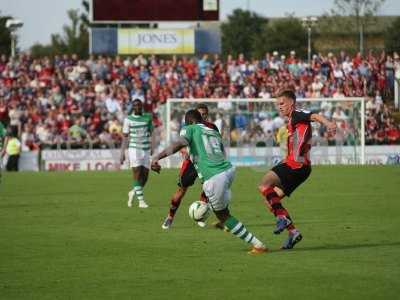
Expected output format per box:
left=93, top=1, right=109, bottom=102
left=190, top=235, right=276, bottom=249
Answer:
left=0, top=166, right=399, bottom=300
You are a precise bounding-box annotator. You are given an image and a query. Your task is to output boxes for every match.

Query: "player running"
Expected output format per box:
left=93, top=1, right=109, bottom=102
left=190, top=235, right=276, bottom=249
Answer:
left=161, top=104, right=219, bottom=230
left=152, top=109, right=267, bottom=254
left=258, top=90, right=337, bottom=249
left=120, top=99, right=153, bottom=208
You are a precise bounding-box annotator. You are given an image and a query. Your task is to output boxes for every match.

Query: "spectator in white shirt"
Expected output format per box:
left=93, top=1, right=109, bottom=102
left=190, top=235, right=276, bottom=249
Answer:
left=333, top=65, right=344, bottom=80
left=332, top=106, right=348, bottom=121
left=342, top=56, right=353, bottom=75
left=366, top=97, right=378, bottom=112
left=260, top=114, right=275, bottom=135
left=105, top=93, right=121, bottom=114
left=333, top=87, right=345, bottom=98
left=258, top=86, right=271, bottom=99
left=311, top=76, right=324, bottom=97
left=273, top=114, right=284, bottom=129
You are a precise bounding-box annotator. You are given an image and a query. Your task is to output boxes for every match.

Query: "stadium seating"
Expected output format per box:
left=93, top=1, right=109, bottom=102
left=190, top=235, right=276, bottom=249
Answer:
left=0, top=51, right=399, bottom=150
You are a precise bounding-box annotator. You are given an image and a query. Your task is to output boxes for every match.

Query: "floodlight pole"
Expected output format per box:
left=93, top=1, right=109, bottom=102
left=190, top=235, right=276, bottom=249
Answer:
left=301, top=16, right=318, bottom=65
left=6, top=19, right=24, bottom=58
left=359, top=23, right=364, bottom=55
left=10, top=33, right=16, bottom=58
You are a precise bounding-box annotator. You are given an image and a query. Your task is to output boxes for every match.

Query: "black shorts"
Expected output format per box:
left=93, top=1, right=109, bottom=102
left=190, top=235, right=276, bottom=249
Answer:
left=271, top=162, right=311, bottom=196
left=177, top=159, right=198, bottom=188
left=6, top=155, right=20, bottom=172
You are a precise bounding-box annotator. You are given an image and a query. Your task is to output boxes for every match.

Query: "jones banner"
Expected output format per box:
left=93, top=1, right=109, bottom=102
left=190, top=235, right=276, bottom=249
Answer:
left=118, top=29, right=195, bottom=54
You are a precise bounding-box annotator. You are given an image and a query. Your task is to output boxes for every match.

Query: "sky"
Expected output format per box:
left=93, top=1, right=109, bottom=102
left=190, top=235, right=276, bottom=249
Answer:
left=1, top=0, right=400, bottom=50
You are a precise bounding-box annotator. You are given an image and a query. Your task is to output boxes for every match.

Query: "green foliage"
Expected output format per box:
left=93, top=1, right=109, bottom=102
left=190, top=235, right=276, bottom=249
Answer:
left=30, top=43, right=55, bottom=58
left=30, top=2, right=89, bottom=58
left=0, top=167, right=399, bottom=299
left=256, top=17, right=308, bottom=58
left=331, top=0, right=386, bottom=20
left=50, top=9, right=89, bottom=57
left=0, top=13, right=12, bottom=55
left=81, top=0, right=90, bottom=26
left=384, top=16, right=400, bottom=54
left=221, top=11, right=310, bottom=59
left=221, top=9, right=267, bottom=58
left=329, top=0, right=386, bottom=52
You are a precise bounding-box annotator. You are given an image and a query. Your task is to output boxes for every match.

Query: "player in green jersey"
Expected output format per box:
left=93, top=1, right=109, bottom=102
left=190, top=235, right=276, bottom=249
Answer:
left=161, top=104, right=220, bottom=230
left=120, top=99, right=153, bottom=208
left=151, top=109, right=267, bottom=254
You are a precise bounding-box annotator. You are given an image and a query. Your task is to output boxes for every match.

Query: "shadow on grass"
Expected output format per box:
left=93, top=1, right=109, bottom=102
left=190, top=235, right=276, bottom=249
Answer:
left=267, top=241, right=400, bottom=254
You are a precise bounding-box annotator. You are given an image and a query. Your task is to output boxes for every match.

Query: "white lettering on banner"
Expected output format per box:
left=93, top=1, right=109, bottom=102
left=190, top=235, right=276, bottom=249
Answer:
left=42, top=149, right=120, bottom=160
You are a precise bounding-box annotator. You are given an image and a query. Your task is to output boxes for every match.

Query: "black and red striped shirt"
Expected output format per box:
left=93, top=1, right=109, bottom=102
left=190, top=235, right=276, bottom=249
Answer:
left=285, top=110, right=312, bottom=169
left=203, top=120, right=219, bottom=133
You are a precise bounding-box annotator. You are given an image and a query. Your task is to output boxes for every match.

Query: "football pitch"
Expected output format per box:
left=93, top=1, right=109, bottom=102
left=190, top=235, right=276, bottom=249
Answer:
left=0, top=166, right=399, bottom=300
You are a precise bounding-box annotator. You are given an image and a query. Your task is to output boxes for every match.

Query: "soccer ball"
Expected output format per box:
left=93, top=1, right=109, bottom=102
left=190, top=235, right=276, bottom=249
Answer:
left=188, top=201, right=211, bottom=222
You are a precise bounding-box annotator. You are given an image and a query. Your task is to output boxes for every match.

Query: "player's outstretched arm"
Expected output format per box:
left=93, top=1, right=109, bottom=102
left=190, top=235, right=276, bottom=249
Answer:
left=150, top=132, right=156, bottom=156
left=120, top=134, right=128, bottom=165
left=151, top=137, right=189, bottom=172
left=310, top=113, right=337, bottom=135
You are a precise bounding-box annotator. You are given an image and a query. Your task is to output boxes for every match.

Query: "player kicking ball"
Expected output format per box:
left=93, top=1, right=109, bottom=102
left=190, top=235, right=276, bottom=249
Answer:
left=152, top=109, right=267, bottom=254
left=258, top=90, right=337, bottom=249
left=120, top=99, right=153, bottom=208
left=161, top=104, right=220, bottom=230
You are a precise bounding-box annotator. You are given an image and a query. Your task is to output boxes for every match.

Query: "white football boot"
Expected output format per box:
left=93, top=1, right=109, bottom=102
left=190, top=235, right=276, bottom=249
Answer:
left=138, top=200, right=149, bottom=208
left=127, top=190, right=135, bottom=208
left=196, top=221, right=206, bottom=228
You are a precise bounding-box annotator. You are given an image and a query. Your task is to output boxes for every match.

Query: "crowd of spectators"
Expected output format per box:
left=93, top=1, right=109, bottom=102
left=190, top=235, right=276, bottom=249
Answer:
left=0, top=50, right=399, bottom=152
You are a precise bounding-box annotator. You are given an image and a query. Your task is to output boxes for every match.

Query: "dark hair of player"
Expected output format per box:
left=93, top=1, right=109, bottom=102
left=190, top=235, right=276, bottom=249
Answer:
left=132, top=99, right=143, bottom=115
left=196, top=103, right=209, bottom=112
left=278, top=90, right=296, bottom=103
left=185, top=109, right=203, bottom=125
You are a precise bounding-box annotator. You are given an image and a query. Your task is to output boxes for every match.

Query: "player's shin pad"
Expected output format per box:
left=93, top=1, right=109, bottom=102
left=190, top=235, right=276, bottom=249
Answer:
left=224, top=216, right=256, bottom=244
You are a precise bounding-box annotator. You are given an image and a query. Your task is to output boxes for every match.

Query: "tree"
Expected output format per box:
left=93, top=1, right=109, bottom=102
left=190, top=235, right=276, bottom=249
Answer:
left=31, top=1, right=89, bottom=58
left=81, top=0, right=90, bottom=27
left=330, top=0, right=386, bottom=53
left=385, top=17, right=400, bottom=54
left=255, top=17, right=308, bottom=59
left=51, top=9, right=89, bottom=56
left=0, top=13, right=12, bottom=55
left=30, top=43, right=55, bottom=57
left=221, top=9, right=267, bottom=58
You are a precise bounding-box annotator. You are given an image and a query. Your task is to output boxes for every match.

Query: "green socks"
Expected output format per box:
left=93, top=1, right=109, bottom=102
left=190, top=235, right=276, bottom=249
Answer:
left=132, top=180, right=145, bottom=202
left=224, top=216, right=264, bottom=247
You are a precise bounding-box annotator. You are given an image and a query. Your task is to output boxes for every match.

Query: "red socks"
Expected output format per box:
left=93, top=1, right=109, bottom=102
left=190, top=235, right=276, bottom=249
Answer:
left=199, top=191, right=208, bottom=203
left=168, top=191, right=183, bottom=218
left=169, top=191, right=208, bottom=219
left=259, top=186, right=296, bottom=232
